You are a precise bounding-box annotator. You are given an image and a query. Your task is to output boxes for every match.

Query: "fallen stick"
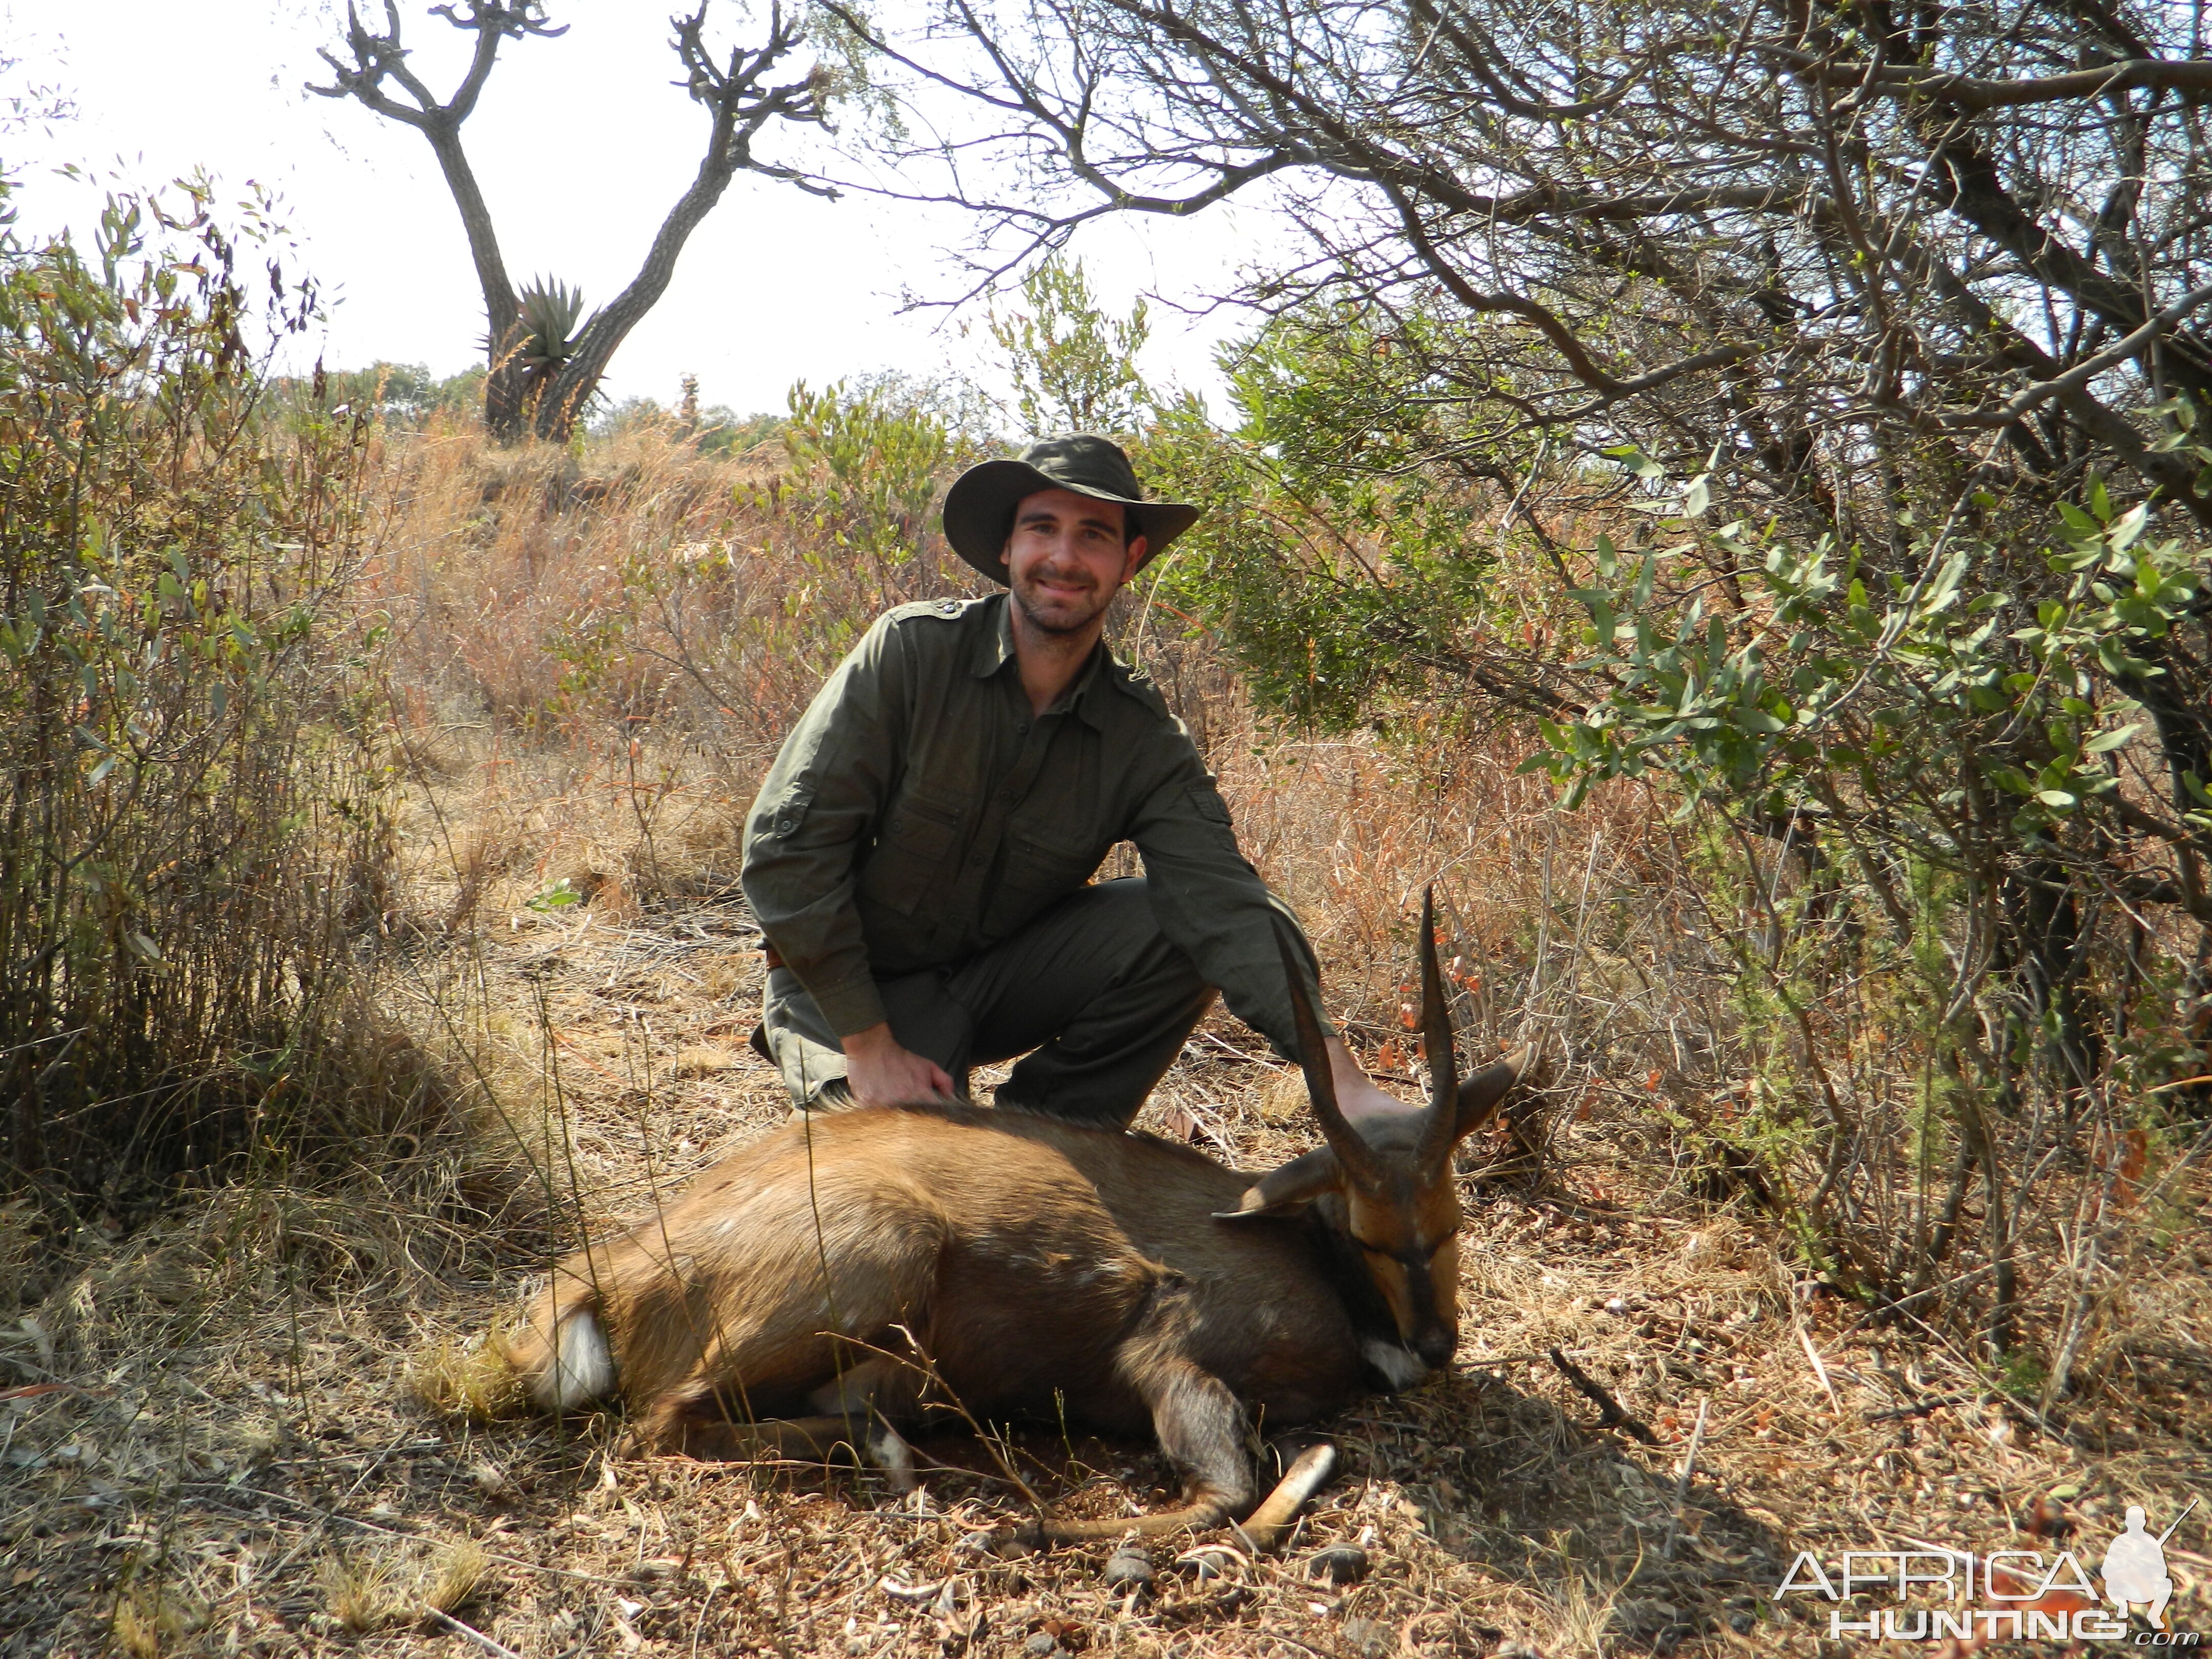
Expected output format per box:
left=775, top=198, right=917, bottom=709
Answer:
left=1547, top=1348, right=1658, bottom=1444
left=1232, top=1441, right=1339, bottom=1554
left=1864, top=1393, right=1967, bottom=1423
left=1794, top=1311, right=1840, bottom=1416
left=1662, top=1396, right=1709, bottom=1561
left=426, top=1610, right=525, bottom=1659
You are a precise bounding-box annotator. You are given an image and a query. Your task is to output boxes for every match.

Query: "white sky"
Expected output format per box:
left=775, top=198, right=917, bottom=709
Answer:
left=6, top=0, right=1263, bottom=419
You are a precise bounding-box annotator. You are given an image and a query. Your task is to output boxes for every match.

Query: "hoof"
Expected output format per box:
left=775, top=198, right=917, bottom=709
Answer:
left=1176, top=1543, right=1241, bottom=1581
left=1306, top=1543, right=1370, bottom=1584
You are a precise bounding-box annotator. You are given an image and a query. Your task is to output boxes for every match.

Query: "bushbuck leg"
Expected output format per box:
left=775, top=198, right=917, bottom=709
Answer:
left=1235, top=1442, right=1339, bottom=1553
left=1023, top=1349, right=1253, bottom=1543
left=650, top=1353, right=927, bottom=1487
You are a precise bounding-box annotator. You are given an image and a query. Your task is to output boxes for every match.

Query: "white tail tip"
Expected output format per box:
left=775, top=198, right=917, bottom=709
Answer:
left=533, top=1309, right=615, bottom=1412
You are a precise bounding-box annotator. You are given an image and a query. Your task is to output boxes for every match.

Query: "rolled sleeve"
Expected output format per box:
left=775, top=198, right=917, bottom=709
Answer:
left=1129, top=764, right=1329, bottom=1058
left=740, top=619, right=905, bottom=1037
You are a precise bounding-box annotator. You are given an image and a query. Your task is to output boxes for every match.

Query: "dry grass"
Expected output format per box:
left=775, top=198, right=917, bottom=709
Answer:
left=3, top=421, right=2207, bottom=1657
left=407, top=1336, right=528, bottom=1425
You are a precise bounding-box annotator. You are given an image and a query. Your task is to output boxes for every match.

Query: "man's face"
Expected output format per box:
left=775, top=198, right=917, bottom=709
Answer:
left=1004, top=488, right=1147, bottom=636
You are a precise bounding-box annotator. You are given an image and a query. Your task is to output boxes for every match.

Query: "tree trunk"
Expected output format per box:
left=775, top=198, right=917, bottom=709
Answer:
left=525, top=99, right=754, bottom=441
left=420, top=122, right=525, bottom=441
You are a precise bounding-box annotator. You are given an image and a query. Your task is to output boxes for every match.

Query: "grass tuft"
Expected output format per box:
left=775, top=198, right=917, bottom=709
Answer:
left=422, top=1539, right=492, bottom=1616
left=407, top=1333, right=527, bottom=1421
left=111, top=1584, right=209, bottom=1659
left=319, top=1548, right=406, bottom=1634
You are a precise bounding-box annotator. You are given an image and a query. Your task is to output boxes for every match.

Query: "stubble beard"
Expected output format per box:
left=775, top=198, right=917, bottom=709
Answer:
left=1011, top=566, right=1112, bottom=636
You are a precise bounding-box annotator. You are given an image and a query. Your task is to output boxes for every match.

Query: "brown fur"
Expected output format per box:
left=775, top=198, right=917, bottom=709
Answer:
left=500, top=902, right=1539, bottom=1540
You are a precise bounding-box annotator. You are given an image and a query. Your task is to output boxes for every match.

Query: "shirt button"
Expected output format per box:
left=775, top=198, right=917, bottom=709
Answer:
left=1016, top=723, right=1029, bottom=735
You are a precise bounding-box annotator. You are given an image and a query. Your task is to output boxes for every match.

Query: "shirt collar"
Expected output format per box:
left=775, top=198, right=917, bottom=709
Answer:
left=970, top=593, right=1018, bottom=680
left=970, top=592, right=1114, bottom=729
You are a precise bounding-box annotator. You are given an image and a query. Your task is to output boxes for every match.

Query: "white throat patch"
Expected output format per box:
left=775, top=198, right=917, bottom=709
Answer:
left=1361, top=1337, right=1429, bottom=1391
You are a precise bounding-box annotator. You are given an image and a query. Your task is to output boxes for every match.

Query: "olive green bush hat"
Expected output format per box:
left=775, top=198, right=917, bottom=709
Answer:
left=942, top=434, right=1201, bottom=584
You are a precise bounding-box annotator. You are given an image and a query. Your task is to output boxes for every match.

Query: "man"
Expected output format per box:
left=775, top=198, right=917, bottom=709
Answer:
left=741, top=434, right=1398, bottom=1125
left=2101, top=1505, right=2176, bottom=1630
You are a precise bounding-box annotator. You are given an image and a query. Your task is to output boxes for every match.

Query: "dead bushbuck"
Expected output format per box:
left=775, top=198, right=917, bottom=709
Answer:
left=500, top=891, right=1539, bottom=1540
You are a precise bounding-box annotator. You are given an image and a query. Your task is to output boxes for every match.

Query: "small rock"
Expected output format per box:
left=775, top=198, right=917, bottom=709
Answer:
left=1604, top=1297, right=1629, bottom=1316
left=1023, top=1635, right=1059, bottom=1657
left=1180, top=1545, right=1238, bottom=1581
left=1102, top=1544, right=1153, bottom=1589
left=1306, top=1544, right=1370, bottom=1585
left=1726, top=1609, right=1756, bottom=1634
left=1339, top=1617, right=1399, bottom=1659
left=469, top=1459, right=512, bottom=1498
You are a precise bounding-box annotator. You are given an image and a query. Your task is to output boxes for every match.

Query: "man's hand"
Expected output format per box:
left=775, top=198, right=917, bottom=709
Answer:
left=841, top=1023, right=959, bottom=1108
left=1325, top=1034, right=1423, bottom=1122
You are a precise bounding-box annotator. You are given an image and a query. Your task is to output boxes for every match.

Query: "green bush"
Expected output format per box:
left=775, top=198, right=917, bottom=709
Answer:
left=0, top=176, right=412, bottom=1210
left=1523, top=470, right=2210, bottom=1353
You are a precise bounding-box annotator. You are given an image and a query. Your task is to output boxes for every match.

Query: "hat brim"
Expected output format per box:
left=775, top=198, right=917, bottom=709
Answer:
left=942, top=458, right=1200, bottom=585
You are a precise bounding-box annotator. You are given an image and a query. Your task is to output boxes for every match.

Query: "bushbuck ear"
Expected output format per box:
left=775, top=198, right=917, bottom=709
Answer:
left=1453, top=1046, right=1539, bottom=1141
left=1213, top=1147, right=1340, bottom=1220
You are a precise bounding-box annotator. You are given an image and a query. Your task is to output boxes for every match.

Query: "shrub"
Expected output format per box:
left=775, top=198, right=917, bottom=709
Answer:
left=0, top=176, right=413, bottom=1210
left=1525, top=472, right=2211, bottom=1363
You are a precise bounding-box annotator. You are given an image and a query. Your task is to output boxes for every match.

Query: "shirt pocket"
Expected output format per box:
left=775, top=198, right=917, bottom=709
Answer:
left=859, top=791, right=966, bottom=918
left=985, top=829, right=1107, bottom=937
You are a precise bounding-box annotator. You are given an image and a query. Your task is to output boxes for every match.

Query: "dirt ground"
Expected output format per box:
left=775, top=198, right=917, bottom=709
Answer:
left=4, top=757, right=2209, bottom=1659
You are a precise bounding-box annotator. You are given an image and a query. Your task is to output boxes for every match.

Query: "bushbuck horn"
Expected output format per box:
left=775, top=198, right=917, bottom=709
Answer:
left=1273, top=921, right=1384, bottom=1192
left=1414, top=885, right=1460, bottom=1173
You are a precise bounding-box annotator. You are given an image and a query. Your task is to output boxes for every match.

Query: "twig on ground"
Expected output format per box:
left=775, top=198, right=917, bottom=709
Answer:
left=427, top=1610, right=525, bottom=1659
left=1864, top=1394, right=1969, bottom=1423
left=1547, top=1347, right=1658, bottom=1444
left=182, top=1484, right=640, bottom=1586
left=1661, top=1396, right=1708, bottom=1561
left=1795, top=1310, right=1840, bottom=1416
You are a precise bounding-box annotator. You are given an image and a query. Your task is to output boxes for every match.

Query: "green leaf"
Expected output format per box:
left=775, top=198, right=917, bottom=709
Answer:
left=526, top=879, right=583, bottom=913
left=1605, top=445, right=1666, bottom=481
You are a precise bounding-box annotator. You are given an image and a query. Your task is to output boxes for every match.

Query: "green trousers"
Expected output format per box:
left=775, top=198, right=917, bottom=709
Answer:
left=753, top=877, right=1217, bottom=1128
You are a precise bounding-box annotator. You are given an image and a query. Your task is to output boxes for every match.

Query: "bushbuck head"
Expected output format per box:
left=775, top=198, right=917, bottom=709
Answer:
left=1225, top=888, right=1534, bottom=1374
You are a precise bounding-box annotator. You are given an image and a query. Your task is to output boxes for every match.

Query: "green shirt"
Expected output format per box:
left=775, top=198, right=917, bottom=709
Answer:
left=740, top=593, right=1321, bottom=1051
